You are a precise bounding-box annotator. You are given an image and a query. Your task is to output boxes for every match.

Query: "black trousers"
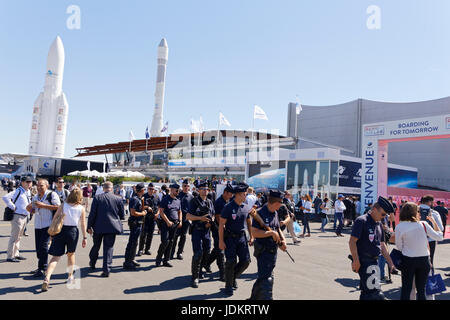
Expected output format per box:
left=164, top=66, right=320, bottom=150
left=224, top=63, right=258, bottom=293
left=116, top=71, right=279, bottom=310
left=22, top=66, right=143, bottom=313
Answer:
left=34, top=227, right=50, bottom=271
left=357, top=256, right=385, bottom=300
left=89, top=233, right=117, bottom=273
left=429, top=241, right=436, bottom=270
left=171, top=220, right=190, bottom=257
left=400, top=255, right=431, bottom=300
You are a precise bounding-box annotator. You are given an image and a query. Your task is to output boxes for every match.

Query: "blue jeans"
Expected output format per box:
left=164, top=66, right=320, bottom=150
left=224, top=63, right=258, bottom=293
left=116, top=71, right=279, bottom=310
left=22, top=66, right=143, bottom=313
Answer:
left=378, top=255, right=386, bottom=279
left=333, top=213, right=337, bottom=229
left=321, top=217, right=328, bottom=232
left=302, top=215, right=310, bottom=235
left=335, top=212, right=344, bottom=234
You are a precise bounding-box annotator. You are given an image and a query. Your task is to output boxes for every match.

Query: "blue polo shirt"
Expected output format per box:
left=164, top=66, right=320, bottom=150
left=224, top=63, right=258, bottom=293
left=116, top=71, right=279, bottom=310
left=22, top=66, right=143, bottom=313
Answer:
left=252, top=204, right=280, bottom=249
left=221, top=200, right=249, bottom=234
left=159, top=194, right=181, bottom=222
left=214, top=196, right=228, bottom=217
left=351, top=213, right=385, bottom=258
left=129, top=196, right=144, bottom=223
left=178, top=191, right=194, bottom=221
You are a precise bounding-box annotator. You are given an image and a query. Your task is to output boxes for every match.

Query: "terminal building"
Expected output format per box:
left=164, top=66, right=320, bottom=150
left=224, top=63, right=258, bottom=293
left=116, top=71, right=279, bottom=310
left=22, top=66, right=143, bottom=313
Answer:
left=286, top=97, right=450, bottom=192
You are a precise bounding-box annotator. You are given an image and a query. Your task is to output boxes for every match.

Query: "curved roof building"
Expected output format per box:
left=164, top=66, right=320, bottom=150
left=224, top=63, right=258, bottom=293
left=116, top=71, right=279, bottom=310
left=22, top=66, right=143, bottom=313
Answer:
left=287, top=97, right=450, bottom=191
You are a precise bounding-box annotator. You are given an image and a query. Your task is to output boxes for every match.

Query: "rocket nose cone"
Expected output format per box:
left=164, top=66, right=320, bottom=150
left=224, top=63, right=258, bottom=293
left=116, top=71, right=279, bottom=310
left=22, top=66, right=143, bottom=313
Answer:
left=46, top=36, right=65, bottom=76
left=159, top=38, right=168, bottom=48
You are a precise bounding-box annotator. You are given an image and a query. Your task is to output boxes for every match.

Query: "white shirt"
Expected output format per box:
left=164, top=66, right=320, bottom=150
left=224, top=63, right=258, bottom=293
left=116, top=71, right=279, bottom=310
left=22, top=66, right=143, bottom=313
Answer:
left=3, top=187, right=31, bottom=216
left=420, top=204, right=444, bottom=242
left=119, top=188, right=126, bottom=200
left=335, top=199, right=346, bottom=213
left=303, top=201, right=312, bottom=213
left=246, top=194, right=258, bottom=208
left=95, top=186, right=104, bottom=196
left=63, top=203, right=83, bottom=227
left=395, top=221, right=443, bottom=257
left=33, top=190, right=61, bottom=229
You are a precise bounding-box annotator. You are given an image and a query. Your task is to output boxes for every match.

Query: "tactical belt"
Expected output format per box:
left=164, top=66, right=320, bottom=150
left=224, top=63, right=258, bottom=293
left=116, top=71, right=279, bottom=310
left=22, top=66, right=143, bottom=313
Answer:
left=225, top=230, right=245, bottom=238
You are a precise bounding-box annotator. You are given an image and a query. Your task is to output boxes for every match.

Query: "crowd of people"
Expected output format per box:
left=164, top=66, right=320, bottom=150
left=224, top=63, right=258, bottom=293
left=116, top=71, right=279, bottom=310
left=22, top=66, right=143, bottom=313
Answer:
left=1, top=175, right=449, bottom=300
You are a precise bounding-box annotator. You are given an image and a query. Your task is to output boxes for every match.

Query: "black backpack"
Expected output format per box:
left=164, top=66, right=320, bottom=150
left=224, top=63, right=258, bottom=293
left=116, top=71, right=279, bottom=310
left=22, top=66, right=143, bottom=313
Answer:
left=46, top=191, right=59, bottom=216
left=3, top=190, right=21, bottom=221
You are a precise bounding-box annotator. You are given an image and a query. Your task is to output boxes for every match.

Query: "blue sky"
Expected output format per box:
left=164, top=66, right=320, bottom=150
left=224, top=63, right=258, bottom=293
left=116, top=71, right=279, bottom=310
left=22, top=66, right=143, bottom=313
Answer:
left=1, top=0, right=449, bottom=161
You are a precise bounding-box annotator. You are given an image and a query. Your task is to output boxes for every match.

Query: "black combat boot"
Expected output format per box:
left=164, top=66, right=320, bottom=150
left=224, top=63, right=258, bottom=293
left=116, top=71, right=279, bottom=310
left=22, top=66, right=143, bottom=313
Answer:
left=224, top=261, right=236, bottom=296
left=191, top=254, right=202, bottom=288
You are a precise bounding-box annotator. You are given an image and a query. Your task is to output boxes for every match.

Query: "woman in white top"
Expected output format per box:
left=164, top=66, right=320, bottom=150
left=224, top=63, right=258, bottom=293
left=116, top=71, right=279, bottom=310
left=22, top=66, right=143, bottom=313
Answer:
left=42, top=188, right=87, bottom=292
left=395, top=202, right=443, bottom=300
left=300, top=194, right=312, bottom=238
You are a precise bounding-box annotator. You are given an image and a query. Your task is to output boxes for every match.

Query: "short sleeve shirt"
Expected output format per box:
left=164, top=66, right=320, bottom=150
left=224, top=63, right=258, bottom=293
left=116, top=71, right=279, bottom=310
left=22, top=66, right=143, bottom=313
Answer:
left=221, top=200, right=249, bottom=234
left=129, top=196, right=144, bottom=223
left=178, top=191, right=194, bottom=221
left=351, top=213, right=385, bottom=258
left=253, top=204, right=280, bottom=249
left=189, top=197, right=215, bottom=228
left=214, top=196, right=228, bottom=217
left=159, top=194, right=181, bottom=222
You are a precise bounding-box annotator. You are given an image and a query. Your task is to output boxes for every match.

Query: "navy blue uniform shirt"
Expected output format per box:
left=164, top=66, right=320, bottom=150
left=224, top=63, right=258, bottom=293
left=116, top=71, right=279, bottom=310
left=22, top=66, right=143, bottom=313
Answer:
left=214, top=196, right=228, bottom=217
left=159, top=194, right=181, bottom=222
left=129, top=196, right=144, bottom=223
left=178, top=191, right=194, bottom=221
left=189, top=197, right=215, bottom=228
left=351, top=213, right=385, bottom=258
left=221, top=200, right=249, bottom=234
left=253, top=204, right=280, bottom=249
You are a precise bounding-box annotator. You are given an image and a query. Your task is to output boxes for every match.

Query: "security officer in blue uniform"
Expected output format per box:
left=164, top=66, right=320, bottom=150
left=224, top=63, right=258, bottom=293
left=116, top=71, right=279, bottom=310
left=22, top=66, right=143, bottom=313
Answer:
left=171, top=179, right=193, bottom=260
left=123, top=183, right=147, bottom=270
left=137, top=183, right=159, bottom=256
left=186, top=181, right=215, bottom=288
left=219, top=182, right=254, bottom=296
left=155, top=183, right=182, bottom=267
left=349, top=196, right=397, bottom=300
left=204, top=183, right=234, bottom=281
left=249, top=190, right=287, bottom=300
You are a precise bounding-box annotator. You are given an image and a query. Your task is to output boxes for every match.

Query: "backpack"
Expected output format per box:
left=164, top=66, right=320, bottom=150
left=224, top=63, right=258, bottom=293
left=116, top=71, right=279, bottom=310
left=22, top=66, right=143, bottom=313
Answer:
left=46, top=191, right=59, bottom=216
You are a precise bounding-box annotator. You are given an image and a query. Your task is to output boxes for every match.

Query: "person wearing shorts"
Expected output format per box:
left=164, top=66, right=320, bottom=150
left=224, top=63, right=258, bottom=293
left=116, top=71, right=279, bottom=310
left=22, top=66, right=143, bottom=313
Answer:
left=41, top=188, right=87, bottom=292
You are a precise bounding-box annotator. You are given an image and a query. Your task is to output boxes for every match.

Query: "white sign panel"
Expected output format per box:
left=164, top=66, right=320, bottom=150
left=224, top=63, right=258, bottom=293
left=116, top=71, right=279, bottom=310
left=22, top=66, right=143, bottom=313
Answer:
left=361, top=114, right=450, bottom=208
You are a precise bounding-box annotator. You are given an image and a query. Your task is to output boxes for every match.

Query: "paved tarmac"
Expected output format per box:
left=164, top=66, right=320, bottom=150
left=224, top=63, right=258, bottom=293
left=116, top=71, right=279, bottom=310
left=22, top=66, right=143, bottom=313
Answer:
left=1, top=190, right=450, bottom=300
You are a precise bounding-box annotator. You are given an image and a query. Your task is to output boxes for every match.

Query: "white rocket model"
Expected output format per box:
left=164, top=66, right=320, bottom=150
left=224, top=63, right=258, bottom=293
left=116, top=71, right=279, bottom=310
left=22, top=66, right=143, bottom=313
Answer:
left=29, top=36, right=69, bottom=157
left=150, top=38, right=169, bottom=137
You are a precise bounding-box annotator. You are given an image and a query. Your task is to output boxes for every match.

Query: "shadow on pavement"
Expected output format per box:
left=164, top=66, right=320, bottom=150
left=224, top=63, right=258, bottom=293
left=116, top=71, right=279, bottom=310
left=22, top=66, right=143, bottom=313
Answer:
left=334, top=278, right=359, bottom=292
left=175, top=289, right=230, bottom=300
left=123, top=275, right=192, bottom=294
left=0, top=284, right=43, bottom=295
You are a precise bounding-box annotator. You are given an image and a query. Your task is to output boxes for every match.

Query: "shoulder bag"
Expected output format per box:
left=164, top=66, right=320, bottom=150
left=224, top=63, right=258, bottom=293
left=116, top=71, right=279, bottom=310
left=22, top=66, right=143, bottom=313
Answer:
left=48, top=204, right=65, bottom=236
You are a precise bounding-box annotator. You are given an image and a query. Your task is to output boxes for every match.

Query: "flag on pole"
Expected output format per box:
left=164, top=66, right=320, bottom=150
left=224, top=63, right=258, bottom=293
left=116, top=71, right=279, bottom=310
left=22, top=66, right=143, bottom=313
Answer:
left=161, top=121, right=169, bottom=133
left=129, top=130, right=135, bottom=141
left=145, top=126, right=150, bottom=139
left=296, top=102, right=302, bottom=115
left=219, top=112, right=231, bottom=127
left=199, top=116, right=204, bottom=132
left=190, top=119, right=199, bottom=132
left=254, top=105, right=268, bottom=121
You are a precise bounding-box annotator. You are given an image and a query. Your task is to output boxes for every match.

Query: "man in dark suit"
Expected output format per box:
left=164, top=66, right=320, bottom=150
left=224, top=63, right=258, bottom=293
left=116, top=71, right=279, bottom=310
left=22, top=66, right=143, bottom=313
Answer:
left=87, top=181, right=125, bottom=277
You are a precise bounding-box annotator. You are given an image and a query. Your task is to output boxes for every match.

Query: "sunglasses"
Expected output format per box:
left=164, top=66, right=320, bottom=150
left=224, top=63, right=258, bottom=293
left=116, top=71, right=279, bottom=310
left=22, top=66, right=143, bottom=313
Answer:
left=58, top=181, right=64, bottom=183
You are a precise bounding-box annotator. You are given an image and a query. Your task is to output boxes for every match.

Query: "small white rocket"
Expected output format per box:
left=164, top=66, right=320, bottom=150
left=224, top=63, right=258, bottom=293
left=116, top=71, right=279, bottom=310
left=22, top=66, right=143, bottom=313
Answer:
left=29, top=36, right=69, bottom=157
left=150, top=38, right=168, bottom=137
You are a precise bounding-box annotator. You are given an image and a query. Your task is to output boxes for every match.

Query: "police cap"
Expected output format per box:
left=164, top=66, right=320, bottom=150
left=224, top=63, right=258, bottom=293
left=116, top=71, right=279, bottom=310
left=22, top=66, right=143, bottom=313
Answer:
left=269, top=190, right=283, bottom=199
left=197, top=181, right=208, bottom=188
left=147, top=183, right=154, bottom=188
left=377, top=196, right=394, bottom=214
left=182, top=179, right=189, bottom=185
left=135, top=183, right=145, bottom=192
left=224, top=183, right=234, bottom=193
left=233, top=182, right=249, bottom=193
left=169, top=183, right=180, bottom=190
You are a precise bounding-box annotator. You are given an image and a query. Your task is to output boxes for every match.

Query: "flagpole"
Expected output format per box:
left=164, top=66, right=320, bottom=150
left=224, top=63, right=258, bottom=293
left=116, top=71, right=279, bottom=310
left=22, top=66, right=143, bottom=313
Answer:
left=165, top=123, right=168, bottom=151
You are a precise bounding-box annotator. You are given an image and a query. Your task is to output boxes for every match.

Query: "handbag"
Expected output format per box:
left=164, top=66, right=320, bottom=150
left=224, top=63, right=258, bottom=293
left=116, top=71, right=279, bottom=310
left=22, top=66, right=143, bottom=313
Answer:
left=3, top=190, right=22, bottom=221
left=48, top=204, right=65, bottom=236
left=390, top=248, right=404, bottom=271
left=426, top=271, right=446, bottom=295
left=293, top=221, right=301, bottom=235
